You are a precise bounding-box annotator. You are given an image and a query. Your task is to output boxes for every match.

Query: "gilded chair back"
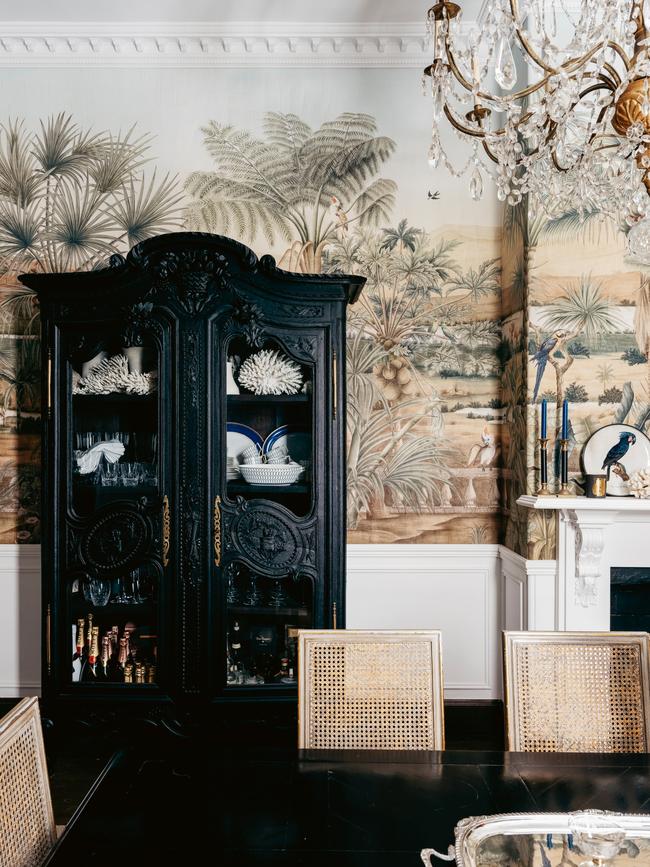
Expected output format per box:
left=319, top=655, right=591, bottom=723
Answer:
left=0, top=697, right=56, bottom=867
left=503, top=631, right=650, bottom=752
left=298, top=629, right=444, bottom=750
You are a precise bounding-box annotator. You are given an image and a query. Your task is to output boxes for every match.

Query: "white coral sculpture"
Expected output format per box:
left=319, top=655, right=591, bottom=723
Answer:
left=73, top=353, right=157, bottom=396
left=628, top=469, right=650, bottom=499
left=237, top=349, right=303, bottom=396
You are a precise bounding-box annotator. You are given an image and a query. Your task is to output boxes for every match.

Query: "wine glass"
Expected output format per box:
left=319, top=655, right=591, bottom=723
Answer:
left=83, top=577, right=112, bottom=607
left=569, top=812, right=625, bottom=866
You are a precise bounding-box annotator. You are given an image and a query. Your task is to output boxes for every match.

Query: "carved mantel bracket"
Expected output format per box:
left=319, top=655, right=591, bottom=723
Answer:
left=564, top=509, right=619, bottom=607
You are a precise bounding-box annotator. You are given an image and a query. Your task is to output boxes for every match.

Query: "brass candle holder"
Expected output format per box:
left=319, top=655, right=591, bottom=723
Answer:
left=537, top=437, right=550, bottom=496
left=558, top=438, right=572, bottom=496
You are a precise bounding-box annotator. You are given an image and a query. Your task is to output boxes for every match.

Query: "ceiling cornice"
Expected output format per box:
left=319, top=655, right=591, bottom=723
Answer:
left=0, top=20, right=452, bottom=67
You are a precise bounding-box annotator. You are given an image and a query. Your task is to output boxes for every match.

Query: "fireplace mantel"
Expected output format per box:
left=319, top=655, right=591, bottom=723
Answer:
left=517, top=494, right=650, bottom=629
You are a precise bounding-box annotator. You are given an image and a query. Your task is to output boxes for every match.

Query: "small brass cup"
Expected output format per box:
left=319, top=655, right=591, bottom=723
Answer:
left=585, top=474, right=607, bottom=498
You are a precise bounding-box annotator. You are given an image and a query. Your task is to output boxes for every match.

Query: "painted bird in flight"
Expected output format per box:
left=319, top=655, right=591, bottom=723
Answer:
left=531, top=331, right=567, bottom=402
left=427, top=190, right=440, bottom=200
left=602, top=431, right=636, bottom=479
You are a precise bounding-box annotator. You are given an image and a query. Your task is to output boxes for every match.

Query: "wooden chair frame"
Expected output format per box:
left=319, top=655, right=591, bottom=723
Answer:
left=0, top=696, right=56, bottom=867
left=298, top=629, right=445, bottom=750
left=503, top=630, right=650, bottom=753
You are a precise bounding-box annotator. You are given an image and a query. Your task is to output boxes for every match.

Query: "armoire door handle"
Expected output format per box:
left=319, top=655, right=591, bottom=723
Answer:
left=162, top=495, right=171, bottom=567
left=214, top=495, right=222, bottom=566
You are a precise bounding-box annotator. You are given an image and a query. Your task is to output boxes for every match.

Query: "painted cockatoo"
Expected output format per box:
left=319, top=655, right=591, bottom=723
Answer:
left=467, top=426, right=499, bottom=469
left=330, top=196, right=348, bottom=234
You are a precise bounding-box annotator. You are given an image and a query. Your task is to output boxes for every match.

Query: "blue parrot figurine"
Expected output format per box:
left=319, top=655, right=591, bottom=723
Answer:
left=602, top=431, right=636, bottom=479
left=531, top=331, right=567, bottom=402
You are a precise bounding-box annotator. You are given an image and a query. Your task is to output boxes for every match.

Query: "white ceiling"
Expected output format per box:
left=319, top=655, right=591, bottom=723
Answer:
left=0, top=0, right=484, bottom=23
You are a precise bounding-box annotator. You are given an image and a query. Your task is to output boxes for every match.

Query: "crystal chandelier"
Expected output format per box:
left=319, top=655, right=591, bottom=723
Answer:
left=423, top=0, right=650, bottom=262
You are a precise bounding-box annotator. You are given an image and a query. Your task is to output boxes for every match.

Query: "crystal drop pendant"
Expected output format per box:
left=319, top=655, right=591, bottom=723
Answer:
left=469, top=166, right=483, bottom=201
left=495, top=35, right=517, bottom=91
left=432, top=82, right=445, bottom=120
left=427, top=140, right=440, bottom=168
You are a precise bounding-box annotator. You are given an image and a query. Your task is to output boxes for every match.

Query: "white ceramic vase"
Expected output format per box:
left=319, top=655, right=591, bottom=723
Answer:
left=81, top=350, right=108, bottom=378
left=226, top=361, right=240, bottom=395
left=122, top=346, right=145, bottom=374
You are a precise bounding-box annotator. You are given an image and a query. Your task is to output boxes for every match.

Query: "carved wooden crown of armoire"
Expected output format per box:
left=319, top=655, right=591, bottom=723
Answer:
left=20, top=232, right=365, bottom=724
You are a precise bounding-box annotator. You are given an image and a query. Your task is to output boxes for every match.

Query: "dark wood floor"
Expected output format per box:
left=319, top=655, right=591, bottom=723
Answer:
left=0, top=698, right=505, bottom=823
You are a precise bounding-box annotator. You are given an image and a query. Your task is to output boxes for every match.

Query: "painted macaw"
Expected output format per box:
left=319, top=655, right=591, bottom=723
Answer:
left=602, top=431, right=636, bottom=479
left=531, top=331, right=566, bottom=402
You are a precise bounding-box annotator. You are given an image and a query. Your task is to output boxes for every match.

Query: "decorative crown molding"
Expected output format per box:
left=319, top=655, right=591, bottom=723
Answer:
left=0, top=21, right=448, bottom=67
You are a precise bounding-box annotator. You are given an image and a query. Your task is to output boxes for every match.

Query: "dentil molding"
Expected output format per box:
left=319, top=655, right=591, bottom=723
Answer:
left=0, top=21, right=447, bottom=67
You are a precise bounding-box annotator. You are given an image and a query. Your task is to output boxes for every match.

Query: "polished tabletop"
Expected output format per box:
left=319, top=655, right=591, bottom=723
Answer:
left=44, top=745, right=650, bottom=867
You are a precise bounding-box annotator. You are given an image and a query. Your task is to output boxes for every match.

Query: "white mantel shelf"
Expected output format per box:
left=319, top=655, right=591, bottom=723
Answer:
left=517, top=494, right=650, bottom=619
left=517, top=495, right=650, bottom=511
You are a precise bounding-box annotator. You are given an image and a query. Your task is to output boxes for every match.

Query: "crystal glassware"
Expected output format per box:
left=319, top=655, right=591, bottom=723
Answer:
left=83, top=577, right=112, bottom=607
left=101, top=460, right=120, bottom=486
left=120, top=462, right=140, bottom=487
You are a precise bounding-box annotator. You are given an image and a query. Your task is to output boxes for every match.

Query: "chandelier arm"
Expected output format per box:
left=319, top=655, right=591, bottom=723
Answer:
left=481, top=139, right=499, bottom=164
left=605, top=41, right=631, bottom=72
left=600, top=62, right=622, bottom=89
left=443, top=103, right=490, bottom=137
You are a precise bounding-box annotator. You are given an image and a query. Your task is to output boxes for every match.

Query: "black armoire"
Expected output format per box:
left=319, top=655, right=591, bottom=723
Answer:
left=21, top=232, right=364, bottom=723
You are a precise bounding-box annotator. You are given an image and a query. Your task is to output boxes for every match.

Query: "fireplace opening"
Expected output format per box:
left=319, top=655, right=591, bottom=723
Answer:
left=611, top=568, right=650, bottom=631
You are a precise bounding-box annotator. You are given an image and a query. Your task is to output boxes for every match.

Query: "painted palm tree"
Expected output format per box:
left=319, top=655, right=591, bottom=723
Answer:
left=0, top=339, right=40, bottom=429
left=540, top=277, right=626, bottom=344
left=446, top=258, right=501, bottom=304
left=0, top=114, right=183, bottom=275
left=596, top=362, right=615, bottom=390
left=185, top=112, right=397, bottom=273
left=0, top=285, right=39, bottom=335
left=379, top=218, right=420, bottom=253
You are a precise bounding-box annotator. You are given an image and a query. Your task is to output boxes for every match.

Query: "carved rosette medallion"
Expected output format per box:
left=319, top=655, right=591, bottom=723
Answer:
left=80, top=510, right=149, bottom=573
left=231, top=509, right=304, bottom=574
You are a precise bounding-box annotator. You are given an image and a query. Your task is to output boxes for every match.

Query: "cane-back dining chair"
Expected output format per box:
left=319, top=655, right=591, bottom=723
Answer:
left=0, top=696, right=57, bottom=867
left=298, top=629, right=445, bottom=750
left=503, top=631, right=650, bottom=752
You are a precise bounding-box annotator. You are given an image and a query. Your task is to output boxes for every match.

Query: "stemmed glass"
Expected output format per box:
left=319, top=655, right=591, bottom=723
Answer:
left=569, top=812, right=626, bottom=866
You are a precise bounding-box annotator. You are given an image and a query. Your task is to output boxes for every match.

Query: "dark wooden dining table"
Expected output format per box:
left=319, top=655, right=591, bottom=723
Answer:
left=43, top=745, right=650, bottom=866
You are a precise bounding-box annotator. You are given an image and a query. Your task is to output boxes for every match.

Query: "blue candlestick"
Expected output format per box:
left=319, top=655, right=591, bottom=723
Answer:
left=541, top=399, right=547, bottom=439
left=561, top=399, right=569, bottom=440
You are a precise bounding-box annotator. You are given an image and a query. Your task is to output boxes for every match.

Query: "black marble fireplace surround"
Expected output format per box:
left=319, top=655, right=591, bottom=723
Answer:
left=611, top=568, right=650, bottom=631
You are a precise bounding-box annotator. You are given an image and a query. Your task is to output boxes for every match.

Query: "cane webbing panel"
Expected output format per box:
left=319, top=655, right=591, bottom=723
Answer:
left=504, top=632, right=650, bottom=753
left=298, top=630, right=444, bottom=750
left=0, top=697, right=56, bottom=867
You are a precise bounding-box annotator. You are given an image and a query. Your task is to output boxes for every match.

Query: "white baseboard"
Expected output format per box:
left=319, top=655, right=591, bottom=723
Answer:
left=0, top=542, right=558, bottom=701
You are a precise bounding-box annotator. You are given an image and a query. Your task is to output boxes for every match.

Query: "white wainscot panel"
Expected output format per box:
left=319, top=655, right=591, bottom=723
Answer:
left=346, top=545, right=501, bottom=699
left=0, top=545, right=41, bottom=697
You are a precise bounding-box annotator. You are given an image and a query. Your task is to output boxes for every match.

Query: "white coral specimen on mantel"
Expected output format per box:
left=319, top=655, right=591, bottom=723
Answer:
left=237, top=349, right=303, bottom=396
left=628, top=469, right=650, bottom=499
left=73, top=353, right=157, bottom=396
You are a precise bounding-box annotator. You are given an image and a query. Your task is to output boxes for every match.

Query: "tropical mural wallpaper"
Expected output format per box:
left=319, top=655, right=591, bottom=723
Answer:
left=0, top=100, right=648, bottom=553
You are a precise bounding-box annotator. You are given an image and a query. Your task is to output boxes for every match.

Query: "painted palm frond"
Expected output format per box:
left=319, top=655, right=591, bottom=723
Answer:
left=109, top=171, right=185, bottom=246
left=0, top=121, right=40, bottom=207
left=0, top=338, right=40, bottom=414
left=0, top=199, right=43, bottom=272
left=542, top=208, right=614, bottom=245
left=540, top=276, right=626, bottom=336
left=48, top=179, right=120, bottom=270
left=32, top=113, right=102, bottom=183
left=351, top=178, right=397, bottom=228
left=89, top=126, right=152, bottom=193
left=262, top=112, right=312, bottom=174
left=0, top=286, right=39, bottom=335
left=447, top=258, right=501, bottom=302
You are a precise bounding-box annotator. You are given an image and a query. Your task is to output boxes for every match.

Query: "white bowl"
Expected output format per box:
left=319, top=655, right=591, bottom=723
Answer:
left=239, top=463, right=304, bottom=486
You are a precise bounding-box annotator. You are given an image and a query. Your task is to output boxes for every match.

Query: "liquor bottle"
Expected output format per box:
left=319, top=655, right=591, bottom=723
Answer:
left=146, top=664, right=156, bottom=684
left=76, top=618, right=85, bottom=657
left=110, top=625, right=119, bottom=656
left=86, top=612, right=94, bottom=650
left=134, top=663, right=145, bottom=684
left=124, top=662, right=134, bottom=684
left=230, top=621, right=242, bottom=666
left=100, top=635, right=111, bottom=679
left=72, top=624, right=82, bottom=683
left=80, top=626, right=100, bottom=682
left=117, top=637, right=128, bottom=672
